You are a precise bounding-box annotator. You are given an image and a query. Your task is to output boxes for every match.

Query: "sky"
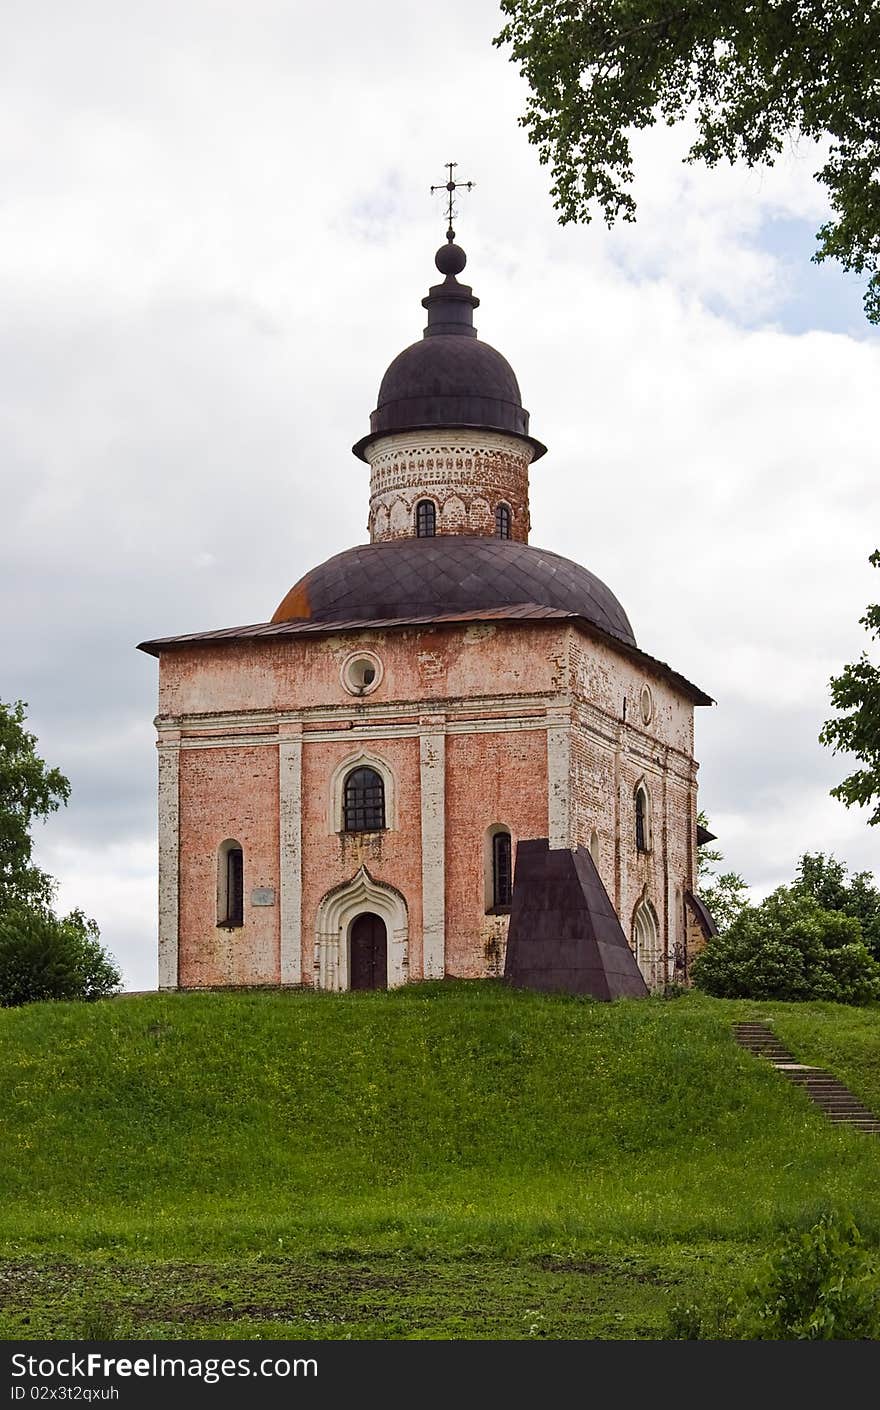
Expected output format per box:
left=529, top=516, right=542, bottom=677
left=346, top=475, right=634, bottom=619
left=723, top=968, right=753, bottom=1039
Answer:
left=2, top=1, right=878, bottom=990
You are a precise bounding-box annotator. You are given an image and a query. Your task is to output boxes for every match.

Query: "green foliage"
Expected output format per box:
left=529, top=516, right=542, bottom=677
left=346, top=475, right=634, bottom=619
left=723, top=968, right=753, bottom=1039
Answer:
left=669, top=1213, right=880, bottom=1339
left=495, top=1, right=880, bottom=323
left=0, top=699, right=70, bottom=914
left=0, top=907, right=120, bottom=1007
left=695, top=809, right=748, bottom=935
left=0, top=699, right=115, bottom=1006
left=1, top=986, right=879, bottom=1260
left=820, top=550, right=880, bottom=823
left=1, top=987, right=879, bottom=1337
left=695, top=808, right=722, bottom=880
left=692, top=886, right=880, bottom=1003
left=794, top=852, right=880, bottom=958
left=700, top=871, right=749, bottom=936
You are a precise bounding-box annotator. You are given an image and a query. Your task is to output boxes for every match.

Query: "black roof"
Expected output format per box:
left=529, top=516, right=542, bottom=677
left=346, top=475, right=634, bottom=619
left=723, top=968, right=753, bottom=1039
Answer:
left=271, top=536, right=636, bottom=646
left=353, top=242, right=546, bottom=461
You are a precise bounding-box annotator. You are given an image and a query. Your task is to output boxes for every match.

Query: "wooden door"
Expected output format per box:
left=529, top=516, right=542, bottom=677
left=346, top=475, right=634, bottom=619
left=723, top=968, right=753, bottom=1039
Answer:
left=349, top=912, right=388, bottom=991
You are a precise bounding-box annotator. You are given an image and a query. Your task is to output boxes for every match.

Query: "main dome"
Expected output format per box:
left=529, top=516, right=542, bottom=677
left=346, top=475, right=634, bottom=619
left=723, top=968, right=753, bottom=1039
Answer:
left=353, top=240, right=546, bottom=461
left=271, top=536, right=636, bottom=648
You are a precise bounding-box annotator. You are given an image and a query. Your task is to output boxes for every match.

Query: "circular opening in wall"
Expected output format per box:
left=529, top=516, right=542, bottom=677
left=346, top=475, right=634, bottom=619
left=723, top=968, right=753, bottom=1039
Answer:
left=640, top=684, right=653, bottom=726
left=341, top=652, right=383, bottom=696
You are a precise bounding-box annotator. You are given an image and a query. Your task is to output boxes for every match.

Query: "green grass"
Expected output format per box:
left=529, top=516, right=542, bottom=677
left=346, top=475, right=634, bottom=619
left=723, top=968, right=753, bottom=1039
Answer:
left=1, top=983, right=878, bottom=1338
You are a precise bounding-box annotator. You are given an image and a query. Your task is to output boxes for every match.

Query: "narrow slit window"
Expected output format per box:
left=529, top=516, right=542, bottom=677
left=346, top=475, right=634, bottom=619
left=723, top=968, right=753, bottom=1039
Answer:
left=495, top=503, right=511, bottom=539
left=343, top=767, right=386, bottom=832
left=492, top=831, right=513, bottom=909
left=635, top=789, right=648, bottom=852
left=415, top=500, right=437, bottom=537
left=218, top=842, right=244, bottom=928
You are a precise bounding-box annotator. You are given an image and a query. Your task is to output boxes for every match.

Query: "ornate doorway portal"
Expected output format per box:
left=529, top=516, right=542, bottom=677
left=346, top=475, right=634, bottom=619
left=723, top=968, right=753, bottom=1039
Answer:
left=349, top=912, right=388, bottom=990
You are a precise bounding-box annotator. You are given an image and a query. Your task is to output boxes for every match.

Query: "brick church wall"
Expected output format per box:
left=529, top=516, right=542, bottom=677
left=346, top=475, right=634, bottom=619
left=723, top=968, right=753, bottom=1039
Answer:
left=444, top=727, right=548, bottom=978
left=178, top=743, right=280, bottom=987
left=158, top=616, right=701, bottom=991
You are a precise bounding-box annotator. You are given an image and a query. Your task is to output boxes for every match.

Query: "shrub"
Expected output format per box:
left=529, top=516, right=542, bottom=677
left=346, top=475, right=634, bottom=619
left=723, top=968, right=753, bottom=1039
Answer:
left=0, top=906, right=120, bottom=1006
left=691, top=887, right=880, bottom=1004
left=668, top=1213, right=880, bottom=1340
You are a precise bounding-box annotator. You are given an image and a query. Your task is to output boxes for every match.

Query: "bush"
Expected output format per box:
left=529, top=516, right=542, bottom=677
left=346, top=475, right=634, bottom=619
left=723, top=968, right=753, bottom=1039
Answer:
left=691, top=887, right=880, bottom=1004
left=668, top=1213, right=880, bottom=1340
left=0, top=906, right=120, bottom=1006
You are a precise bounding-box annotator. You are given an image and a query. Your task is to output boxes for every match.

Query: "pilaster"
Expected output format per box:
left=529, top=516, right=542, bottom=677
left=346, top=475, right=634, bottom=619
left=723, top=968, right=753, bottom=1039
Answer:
left=419, top=716, right=446, bottom=978
left=157, top=730, right=180, bottom=990
left=547, top=709, right=572, bottom=849
left=279, top=724, right=303, bottom=986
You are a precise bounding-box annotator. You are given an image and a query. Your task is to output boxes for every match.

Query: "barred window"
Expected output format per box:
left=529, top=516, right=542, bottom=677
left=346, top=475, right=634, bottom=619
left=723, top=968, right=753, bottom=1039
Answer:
left=495, top=503, right=511, bottom=539
left=492, top=830, right=513, bottom=909
left=343, top=767, right=386, bottom=832
left=415, top=500, right=437, bottom=537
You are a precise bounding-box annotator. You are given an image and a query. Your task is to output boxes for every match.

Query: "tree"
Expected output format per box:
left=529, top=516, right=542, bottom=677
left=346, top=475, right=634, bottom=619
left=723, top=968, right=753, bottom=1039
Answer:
left=0, top=699, right=70, bottom=914
left=494, top=1, right=880, bottom=322
left=691, top=886, right=880, bottom=1003
left=0, top=699, right=120, bottom=1005
left=793, top=851, right=880, bottom=959
left=696, top=809, right=748, bottom=935
left=820, top=550, right=880, bottom=823
left=0, top=907, right=120, bottom=1007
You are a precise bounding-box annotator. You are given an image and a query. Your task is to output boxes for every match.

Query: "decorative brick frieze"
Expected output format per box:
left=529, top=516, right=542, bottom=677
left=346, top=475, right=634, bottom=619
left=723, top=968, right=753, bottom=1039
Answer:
left=364, top=430, right=534, bottom=542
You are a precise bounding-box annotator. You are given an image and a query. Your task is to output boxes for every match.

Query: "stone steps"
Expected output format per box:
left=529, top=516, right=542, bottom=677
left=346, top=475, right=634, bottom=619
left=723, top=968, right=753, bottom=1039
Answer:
left=732, top=1022, right=880, bottom=1134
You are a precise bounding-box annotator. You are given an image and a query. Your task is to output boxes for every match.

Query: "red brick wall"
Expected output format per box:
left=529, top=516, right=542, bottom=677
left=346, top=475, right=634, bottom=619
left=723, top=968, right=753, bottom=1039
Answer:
left=178, top=744, right=280, bottom=987
left=444, top=728, right=548, bottom=977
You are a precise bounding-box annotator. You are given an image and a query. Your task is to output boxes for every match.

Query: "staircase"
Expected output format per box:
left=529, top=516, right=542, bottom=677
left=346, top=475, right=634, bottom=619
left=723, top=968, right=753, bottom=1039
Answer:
left=733, top=1023, right=880, bottom=1135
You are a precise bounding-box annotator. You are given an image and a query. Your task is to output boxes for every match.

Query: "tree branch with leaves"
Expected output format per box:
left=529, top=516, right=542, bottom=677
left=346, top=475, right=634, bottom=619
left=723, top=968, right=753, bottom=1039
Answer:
left=495, top=0, right=880, bottom=322
left=820, top=550, right=880, bottom=825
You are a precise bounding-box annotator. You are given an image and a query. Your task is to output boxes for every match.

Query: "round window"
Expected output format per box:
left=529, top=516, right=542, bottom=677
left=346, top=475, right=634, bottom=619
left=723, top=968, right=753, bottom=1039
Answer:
left=341, top=651, right=383, bottom=696
left=640, top=684, right=653, bottom=726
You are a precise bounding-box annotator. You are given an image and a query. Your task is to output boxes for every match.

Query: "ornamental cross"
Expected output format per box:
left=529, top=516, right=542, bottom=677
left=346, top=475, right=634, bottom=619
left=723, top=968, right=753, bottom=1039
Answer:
left=430, top=161, right=475, bottom=242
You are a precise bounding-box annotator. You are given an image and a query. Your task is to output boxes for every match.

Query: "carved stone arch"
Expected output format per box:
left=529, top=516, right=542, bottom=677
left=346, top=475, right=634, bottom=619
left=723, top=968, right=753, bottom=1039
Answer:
left=632, top=893, right=662, bottom=991
left=314, top=866, right=409, bottom=991
left=328, top=750, right=396, bottom=833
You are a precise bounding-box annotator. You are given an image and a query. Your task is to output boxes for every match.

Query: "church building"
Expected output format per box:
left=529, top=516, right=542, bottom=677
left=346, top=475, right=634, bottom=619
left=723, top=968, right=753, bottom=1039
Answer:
left=139, top=220, right=713, bottom=994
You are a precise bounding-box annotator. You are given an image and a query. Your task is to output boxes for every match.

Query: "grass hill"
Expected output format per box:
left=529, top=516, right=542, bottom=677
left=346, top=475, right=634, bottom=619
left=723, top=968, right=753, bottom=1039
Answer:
left=1, top=983, right=878, bottom=1339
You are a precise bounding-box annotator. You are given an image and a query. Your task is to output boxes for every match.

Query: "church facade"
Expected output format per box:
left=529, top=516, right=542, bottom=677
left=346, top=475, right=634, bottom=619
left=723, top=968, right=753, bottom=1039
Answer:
left=139, top=233, right=713, bottom=993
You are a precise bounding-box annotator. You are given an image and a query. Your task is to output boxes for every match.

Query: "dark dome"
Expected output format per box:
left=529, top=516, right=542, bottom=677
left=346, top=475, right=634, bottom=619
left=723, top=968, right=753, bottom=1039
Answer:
left=366, top=336, right=532, bottom=443
left=352, top=242, right=546, bottom=461
left=272, top=536, right=636, bottom=647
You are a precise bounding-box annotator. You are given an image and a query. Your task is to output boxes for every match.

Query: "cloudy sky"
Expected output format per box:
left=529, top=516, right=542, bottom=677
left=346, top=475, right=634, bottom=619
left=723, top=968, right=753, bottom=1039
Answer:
left=3, top=1, right=878, bottom=989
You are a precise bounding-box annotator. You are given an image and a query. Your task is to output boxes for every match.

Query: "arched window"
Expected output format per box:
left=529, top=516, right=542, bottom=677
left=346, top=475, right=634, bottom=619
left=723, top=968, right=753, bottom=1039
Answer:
left=635, top=784, right=651, bottom=852
left=484, top=825, right=513, bottom=912
left=217, top=840, right=244, bottom=928
left=415, top=499, right=437, bottom=537
left=493, top=831, right=513, bottom=908
left=343, top=767, right=386, bottom=832
left=495, top=503, right=512, bottom=539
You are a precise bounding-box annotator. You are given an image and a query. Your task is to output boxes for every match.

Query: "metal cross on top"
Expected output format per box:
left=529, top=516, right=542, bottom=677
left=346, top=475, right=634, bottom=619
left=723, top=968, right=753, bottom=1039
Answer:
left=430, top=161, right=475, bottom=243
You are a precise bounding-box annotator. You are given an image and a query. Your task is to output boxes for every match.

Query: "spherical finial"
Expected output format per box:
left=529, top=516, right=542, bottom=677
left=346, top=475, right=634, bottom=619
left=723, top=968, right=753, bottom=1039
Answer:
left=435, top=242, right=467, bottom=277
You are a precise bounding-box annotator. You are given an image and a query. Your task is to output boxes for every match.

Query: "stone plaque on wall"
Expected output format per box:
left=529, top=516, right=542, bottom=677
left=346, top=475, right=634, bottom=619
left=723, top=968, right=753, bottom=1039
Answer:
left=251, top=887, right=276, bottom=906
